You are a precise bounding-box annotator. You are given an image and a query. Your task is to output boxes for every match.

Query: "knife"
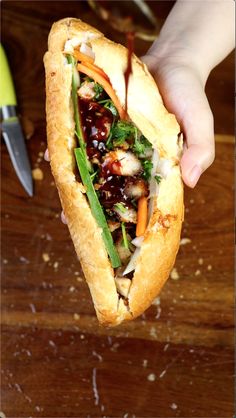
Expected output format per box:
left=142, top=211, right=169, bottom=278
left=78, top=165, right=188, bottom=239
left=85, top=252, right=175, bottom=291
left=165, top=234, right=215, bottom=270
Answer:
left=0, top=44, right=33, bottom=197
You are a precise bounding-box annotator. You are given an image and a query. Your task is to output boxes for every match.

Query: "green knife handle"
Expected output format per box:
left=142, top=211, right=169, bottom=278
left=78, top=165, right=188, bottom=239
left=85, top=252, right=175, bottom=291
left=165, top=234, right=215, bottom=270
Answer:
left=0, top=44, right=17, bottom=108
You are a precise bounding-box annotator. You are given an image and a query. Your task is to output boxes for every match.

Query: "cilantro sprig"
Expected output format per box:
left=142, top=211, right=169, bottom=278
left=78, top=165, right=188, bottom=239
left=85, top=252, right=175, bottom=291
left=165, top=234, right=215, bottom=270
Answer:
left=155, top=175, right=162, bottom=184
left=93, top=83, right=103, bottom=99
left=133, top=133, right=152, bottom=156
left=142, top=160, right=153, bottom=180
left=111, top=121, right=136, bottom=144
left=98, top=99, right=118, bottom=116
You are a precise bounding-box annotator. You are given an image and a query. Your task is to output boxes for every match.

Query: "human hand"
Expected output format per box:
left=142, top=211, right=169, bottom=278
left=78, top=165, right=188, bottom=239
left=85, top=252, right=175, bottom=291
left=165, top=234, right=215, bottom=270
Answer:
left=141, top=53, right=215, bottom=188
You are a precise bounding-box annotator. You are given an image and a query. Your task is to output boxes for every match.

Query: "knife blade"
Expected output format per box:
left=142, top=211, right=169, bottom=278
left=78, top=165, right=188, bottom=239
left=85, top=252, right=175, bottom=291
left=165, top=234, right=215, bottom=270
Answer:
left=2, top=116, right=33, bottom=196
left=0, top=44, right=33, bottom=196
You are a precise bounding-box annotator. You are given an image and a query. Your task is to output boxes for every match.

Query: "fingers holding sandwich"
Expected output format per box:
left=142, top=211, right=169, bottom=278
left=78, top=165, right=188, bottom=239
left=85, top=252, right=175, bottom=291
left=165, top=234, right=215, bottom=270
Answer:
left=141, top=54, right=215, bottom=188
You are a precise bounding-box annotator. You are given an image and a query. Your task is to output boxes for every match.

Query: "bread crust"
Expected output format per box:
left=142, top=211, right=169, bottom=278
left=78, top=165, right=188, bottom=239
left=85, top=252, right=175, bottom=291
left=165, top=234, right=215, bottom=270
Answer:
left=44, top=18, right=184, bottom=326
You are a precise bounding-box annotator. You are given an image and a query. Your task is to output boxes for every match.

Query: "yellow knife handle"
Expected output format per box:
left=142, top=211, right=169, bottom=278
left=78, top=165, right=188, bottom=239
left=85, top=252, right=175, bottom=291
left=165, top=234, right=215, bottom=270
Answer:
left=0, top=44, right=17, bottom=108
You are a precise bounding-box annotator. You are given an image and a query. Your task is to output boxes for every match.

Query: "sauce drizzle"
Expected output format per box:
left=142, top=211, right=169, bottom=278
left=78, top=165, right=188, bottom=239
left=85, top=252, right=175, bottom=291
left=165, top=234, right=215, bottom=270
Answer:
left=124, top=31, right=135, bottom=118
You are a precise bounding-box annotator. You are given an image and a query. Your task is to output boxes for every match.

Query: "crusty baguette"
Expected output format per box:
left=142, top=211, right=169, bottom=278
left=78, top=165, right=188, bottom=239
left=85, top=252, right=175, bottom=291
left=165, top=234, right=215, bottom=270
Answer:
left=44, top=18, right=184, bottom=326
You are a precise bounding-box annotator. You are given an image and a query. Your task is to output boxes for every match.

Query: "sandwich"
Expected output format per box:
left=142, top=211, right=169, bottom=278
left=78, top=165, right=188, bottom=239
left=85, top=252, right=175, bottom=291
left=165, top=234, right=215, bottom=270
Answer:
left=44, top=18, right=184, bottom=326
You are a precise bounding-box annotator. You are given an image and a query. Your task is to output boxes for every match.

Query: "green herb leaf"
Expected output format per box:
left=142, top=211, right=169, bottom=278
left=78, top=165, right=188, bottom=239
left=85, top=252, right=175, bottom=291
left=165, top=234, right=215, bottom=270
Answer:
left=93, top=83, right=103, bottom=99
left=155, top=175, right=162, bottom=184
left=142, top=160, right=153, bottom=180
left=105, top=101, right=118, bottom=116
left=121, top=222, right=129, bottom=249
left=114, top=203, right=126, bottom=214
left=111, top=121, right=136, bottom=144
left=133, top=132, right=152, bottom=156
left=74, top=148, right=121, bottom=268
left=98, top=99, right=118, bottom=116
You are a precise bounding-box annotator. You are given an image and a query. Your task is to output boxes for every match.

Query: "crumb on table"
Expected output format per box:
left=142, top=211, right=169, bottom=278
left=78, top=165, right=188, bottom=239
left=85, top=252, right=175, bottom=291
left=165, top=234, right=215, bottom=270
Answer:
left=170, top=267, right=179, bottom=280
left=32, top=168, right=44, bottom=180
left=42, top=253, right=50, bottom=262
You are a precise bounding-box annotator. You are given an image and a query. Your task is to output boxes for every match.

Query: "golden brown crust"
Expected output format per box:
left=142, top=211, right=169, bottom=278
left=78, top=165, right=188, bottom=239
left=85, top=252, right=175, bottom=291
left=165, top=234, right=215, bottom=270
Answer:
left=44, top=18, right=184, bottom=326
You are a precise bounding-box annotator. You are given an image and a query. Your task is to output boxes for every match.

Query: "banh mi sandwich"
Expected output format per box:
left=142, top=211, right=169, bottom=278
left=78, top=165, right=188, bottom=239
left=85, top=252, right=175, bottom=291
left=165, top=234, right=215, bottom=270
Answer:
left=44, top=18, right=184, bottom=326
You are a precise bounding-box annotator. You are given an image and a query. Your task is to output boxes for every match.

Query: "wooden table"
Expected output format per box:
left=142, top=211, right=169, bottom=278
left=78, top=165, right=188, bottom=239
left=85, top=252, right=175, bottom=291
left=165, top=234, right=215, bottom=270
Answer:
left=1, top=2, right=234, bottom=417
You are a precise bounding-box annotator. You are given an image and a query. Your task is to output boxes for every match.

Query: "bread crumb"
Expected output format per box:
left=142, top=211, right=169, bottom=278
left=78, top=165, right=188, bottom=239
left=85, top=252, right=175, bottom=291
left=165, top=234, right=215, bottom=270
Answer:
left=143, top=359, right=148, bottom=368
left=170, top=267, right=179, bottom=280
left=35, top=406, right=41, bottom=412
left=3, top=259, right=8, bottom=264
left=152, top=296, right=161, bottom=306
left=80, top=334, right=85, bottom=339
left=198, top=258, right=203, bottom=265
left=38, top=151, right=44, bottom=157
left=190, top=199, right=194, bottom=204
left=147, top=373, right=156, bottom=382
left=170, top=403, right=178, bottom=410
left=53, top=261, right=59, bottom=269
left=42, top=253, right=50, bottom=262
left=195, top=269, right=201, bottom=276
left=159, top=369, right=167, bottom=378
left=69, top=286, right=75, bottom=292
left=207, top=264, right=212, bottom=271
left=76, top=277, right=83, bottom=282
left=32, top=168, right=43, bottom=180
left=73, top=313, right=80, bottom=320
left=150, top=326, right=158, bottom=339
left=180, top=238, right=191, bottom=245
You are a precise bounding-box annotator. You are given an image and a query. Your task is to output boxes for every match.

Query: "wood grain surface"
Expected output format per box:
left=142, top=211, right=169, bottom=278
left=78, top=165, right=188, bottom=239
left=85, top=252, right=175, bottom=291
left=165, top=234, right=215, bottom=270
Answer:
left=1, top=1, right=234, bottom=417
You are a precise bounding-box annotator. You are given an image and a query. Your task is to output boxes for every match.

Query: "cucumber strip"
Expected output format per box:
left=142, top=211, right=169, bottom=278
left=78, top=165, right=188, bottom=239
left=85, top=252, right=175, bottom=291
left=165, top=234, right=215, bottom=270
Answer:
left=67, top=55, right=92, bottom=172
left=74, top=148, right=121, bottom=268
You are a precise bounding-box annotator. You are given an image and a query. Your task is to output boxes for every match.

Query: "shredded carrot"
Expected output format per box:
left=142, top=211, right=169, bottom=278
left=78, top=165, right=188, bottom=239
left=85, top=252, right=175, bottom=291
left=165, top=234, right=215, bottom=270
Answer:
left=73, top=49, right=94, bottom=64
left=73, top=51, right=109, bottom=80
left=82, top=61, right=110, bottom=81
left=136, top=197, right=148, bottom=237
left=77, top=63, right=126, bottom=120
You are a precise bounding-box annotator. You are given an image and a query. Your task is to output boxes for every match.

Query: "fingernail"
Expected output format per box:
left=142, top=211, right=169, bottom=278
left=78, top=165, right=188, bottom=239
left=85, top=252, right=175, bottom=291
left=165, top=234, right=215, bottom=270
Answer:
left=188, top=165, right=202, bottom=187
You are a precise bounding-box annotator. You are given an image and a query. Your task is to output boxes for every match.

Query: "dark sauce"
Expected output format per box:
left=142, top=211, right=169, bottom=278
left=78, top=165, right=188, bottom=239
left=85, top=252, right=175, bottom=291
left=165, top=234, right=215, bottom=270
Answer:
left=79, top=99, right=113, bottom=154
left=99, top=176, right=126, bottom=208
left=124, top=31, right=135, bottom=118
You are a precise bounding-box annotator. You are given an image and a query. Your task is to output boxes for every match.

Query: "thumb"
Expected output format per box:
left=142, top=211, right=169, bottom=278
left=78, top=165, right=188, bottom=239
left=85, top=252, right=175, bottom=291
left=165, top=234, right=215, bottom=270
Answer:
left=180, top=95, right=215, bottom=188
